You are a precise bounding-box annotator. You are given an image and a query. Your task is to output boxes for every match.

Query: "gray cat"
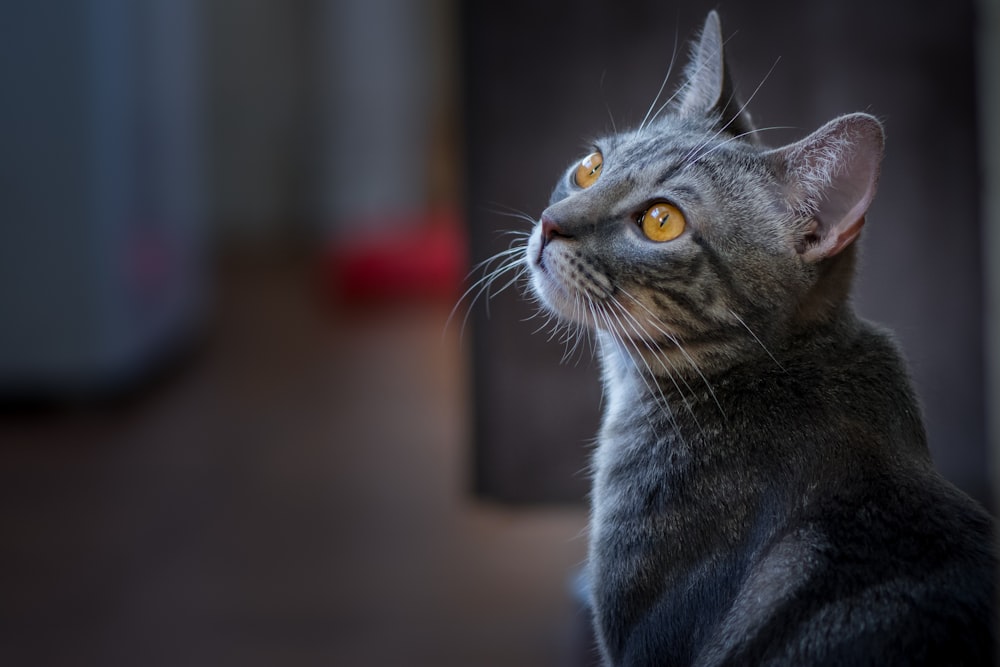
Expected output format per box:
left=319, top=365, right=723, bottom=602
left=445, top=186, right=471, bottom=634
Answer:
left=519, top=11, right=996, bottom=667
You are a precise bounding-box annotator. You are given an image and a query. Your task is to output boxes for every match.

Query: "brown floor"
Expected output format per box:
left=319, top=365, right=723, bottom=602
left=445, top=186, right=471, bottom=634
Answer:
left=0, top=258, right=590, bottom=667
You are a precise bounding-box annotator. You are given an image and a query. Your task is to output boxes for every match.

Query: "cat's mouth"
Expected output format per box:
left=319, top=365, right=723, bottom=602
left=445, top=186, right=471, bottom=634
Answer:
left=527, top=233, right=573, bottom=305
left=529, top=256, right=689, bottom=349
left=536, top=244, right=548, bottom=270
left=529, top=240, right=677, bottom=345
left=528, top=224, right=551, bottom=271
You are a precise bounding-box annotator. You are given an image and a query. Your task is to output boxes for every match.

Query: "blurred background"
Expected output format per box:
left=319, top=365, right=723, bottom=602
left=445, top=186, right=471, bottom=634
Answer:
left=0, top=1, right=996, bottom=666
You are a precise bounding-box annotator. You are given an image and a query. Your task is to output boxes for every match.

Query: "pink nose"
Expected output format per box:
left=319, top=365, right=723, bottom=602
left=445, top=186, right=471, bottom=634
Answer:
left=541, top=214, right=566, bottom=244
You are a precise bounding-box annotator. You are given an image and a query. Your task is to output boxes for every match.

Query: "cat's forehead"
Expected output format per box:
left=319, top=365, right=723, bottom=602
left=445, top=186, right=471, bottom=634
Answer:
left=597, top=117, right=748, bottom=169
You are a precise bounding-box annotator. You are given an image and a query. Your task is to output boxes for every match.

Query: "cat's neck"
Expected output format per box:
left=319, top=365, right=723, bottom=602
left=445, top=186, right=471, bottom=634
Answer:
left=595, top=244, right=861, bottom=399
left=793, top=245, right=859, bottom=328
left=597, top=300, right=861, bottom=414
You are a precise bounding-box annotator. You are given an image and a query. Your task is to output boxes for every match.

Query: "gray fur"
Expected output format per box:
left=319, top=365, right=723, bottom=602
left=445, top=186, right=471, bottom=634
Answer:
left=520, top=11, right=996, bottom=666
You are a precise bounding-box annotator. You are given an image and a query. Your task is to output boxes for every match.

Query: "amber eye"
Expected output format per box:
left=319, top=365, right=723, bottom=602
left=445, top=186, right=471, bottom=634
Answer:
left=639, top=202, right=686, bottom=242
left=574, top=151, right=603, bottom=188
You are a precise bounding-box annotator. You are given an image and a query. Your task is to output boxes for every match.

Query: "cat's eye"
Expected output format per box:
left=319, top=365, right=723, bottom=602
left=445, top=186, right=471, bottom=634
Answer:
left=574, top=151, right=603, bottom=188
left=639, top=202, right=686, bottom=242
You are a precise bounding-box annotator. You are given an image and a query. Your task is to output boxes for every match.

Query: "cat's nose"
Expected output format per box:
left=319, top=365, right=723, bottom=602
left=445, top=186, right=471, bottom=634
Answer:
left=541, top=214, right=569, bottom=245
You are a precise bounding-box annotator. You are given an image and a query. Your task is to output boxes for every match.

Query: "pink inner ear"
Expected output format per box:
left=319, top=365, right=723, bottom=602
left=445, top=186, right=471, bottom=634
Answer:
left=802, top=216, right=865, bottom=262
left=774, top=113, right=884, bottom=263
left=831, top=215, right=866, bottom=256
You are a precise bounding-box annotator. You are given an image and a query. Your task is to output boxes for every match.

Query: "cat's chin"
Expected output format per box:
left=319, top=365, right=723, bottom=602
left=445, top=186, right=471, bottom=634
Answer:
left=527, top=265, right=587, bottom=326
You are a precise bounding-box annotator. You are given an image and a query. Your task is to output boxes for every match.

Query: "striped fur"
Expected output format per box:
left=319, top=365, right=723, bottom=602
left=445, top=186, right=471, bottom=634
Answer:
left=515, top=11, right=997, bottom=667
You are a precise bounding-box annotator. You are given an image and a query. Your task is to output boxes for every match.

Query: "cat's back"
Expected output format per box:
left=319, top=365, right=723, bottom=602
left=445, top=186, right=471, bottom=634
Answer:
left=700, top=464, right=997, bottom=666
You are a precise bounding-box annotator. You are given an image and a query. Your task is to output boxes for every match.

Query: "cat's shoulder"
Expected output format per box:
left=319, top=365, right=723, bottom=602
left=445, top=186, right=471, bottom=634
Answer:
left=703, top=469, right=997, bottom=666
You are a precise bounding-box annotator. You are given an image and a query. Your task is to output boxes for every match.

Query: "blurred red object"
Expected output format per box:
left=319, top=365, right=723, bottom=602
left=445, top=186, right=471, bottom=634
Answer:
left=323, top=209, right=467, bottom=303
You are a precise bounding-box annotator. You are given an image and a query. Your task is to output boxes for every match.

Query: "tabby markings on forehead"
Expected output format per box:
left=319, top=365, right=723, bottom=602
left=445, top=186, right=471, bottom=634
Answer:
left=621, top=152, right=662, bottom=175
left=654, top=165, right=685, bottom=187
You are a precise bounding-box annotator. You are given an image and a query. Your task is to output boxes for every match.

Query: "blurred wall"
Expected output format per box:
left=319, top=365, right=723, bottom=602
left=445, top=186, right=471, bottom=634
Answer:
left=203, top=0, right=313, bottom=242
left=204, top=0, right=458, bottom=245
left=0, top=1, right=204, bottom=394
left=0, top=0, right=460, bottom=393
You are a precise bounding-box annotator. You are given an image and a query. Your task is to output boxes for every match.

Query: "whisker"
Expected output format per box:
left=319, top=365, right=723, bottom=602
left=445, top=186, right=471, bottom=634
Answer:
left=606, top=295, right=706, bottom=435
left=638, top=27, right=680, bottom=134
left=617, top=288, right=727, bottom=421
left=680, top=56, right=782, bottom=167
left=559, top=293, right=585, bottom=363
left=685, top=125, right=795, bottom=168
left=728, top=308, right=787, bottom=372
left=644, top=32, right=740, bottom=131
left=494, top=229, right=533, bottom=240
left=446, top=242, right=529, bottom=339
left=605, top=101, right=618, bottom=135
left=483, top=203, right=539, bottom=227
left=486, top=263, right=529, bottom=306
left=601, top=301, right=684, bottom=436
left=467, top=244, right=526, bottom=275
left=608, top=296, right=697, bottom=393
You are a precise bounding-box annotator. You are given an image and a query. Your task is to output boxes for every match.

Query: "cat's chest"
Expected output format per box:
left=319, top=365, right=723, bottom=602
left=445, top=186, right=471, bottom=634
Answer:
left=590, top=394, right=716, bottom=564
left=594, top=366, right=725, bottom=492
left=589, top=365, right=780, bottom=577
left=587, top=413, right=806, bottom=666
left=592, top=397, right=691, bottom=527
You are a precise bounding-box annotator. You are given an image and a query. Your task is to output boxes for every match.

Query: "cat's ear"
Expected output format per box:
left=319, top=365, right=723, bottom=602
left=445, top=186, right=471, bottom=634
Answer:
left=679, top=11, right=755, bottom=140
left=767, top=113, right=885, bottom=262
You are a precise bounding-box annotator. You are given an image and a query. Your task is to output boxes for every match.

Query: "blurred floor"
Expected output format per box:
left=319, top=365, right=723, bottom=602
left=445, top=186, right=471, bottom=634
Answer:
left=0, top=257, right=589, bottom=667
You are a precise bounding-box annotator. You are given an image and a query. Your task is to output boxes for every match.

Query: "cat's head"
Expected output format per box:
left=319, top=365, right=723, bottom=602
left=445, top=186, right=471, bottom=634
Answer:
left=526, top=11, right=883, bottom=369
